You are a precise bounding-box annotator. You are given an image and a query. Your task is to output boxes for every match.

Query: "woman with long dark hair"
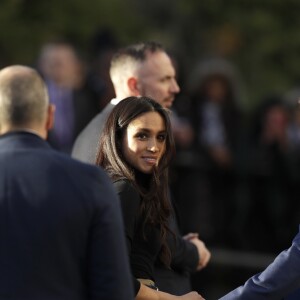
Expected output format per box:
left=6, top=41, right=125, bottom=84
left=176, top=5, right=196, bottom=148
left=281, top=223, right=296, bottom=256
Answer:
left=96, top=96, right=204, bottom=300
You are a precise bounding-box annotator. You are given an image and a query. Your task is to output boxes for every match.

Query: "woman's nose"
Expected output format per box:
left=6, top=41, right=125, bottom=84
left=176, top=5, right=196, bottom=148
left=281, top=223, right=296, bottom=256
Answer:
left=147, top=140, right=159, bottom=152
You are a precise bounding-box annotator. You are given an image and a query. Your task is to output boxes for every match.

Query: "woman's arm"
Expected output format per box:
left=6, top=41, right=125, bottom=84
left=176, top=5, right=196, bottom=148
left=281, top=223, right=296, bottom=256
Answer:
left=113, top=180, right=141, bottom=250
left=113, top=179, right=142, bottom=295
left=136, top=284, right=205, bottom=300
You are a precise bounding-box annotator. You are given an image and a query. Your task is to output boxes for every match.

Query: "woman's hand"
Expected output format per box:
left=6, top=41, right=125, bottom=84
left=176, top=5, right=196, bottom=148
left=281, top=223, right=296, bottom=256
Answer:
left=179, top=291, right=205, bottom=300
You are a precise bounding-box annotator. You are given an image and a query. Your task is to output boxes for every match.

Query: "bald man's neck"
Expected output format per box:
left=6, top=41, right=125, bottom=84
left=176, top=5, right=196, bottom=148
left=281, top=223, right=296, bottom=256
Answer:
left=0, top=123, right=47, bottom=139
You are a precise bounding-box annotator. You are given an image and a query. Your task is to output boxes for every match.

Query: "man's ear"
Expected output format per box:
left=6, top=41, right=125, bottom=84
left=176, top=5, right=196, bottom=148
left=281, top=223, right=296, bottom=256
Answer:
left=127, top=77, right=140, bottom=96
left=45, top=104, right=55, bottom=131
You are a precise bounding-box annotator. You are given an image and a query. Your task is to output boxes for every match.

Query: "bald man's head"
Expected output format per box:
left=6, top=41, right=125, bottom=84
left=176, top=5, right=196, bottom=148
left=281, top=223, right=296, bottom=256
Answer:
left=0, top=65, right=51, bottom=136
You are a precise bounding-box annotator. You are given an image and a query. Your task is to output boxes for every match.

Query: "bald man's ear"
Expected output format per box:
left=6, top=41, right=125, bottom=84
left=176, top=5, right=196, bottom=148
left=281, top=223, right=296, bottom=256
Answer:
left=127, top=77, right=140, bottom=96
left=46, top=104, right=55, bottom=131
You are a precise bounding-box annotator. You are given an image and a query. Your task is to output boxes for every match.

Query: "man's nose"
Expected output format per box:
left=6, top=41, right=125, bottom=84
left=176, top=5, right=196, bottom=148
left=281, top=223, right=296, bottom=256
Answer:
left=170, top=78, right=180, bottom=94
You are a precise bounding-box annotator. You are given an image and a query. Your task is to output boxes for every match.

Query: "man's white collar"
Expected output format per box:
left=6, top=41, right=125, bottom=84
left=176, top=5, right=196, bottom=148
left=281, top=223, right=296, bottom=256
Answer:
left=110, top=98, right=122, bottom=105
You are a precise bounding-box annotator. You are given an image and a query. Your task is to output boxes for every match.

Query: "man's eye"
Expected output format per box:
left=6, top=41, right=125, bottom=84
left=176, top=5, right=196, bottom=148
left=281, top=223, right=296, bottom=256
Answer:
left=160, top=76, right=172, bottom=83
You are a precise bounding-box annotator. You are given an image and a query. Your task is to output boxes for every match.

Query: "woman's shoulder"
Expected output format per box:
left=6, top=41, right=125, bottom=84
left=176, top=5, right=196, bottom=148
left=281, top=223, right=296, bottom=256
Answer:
left=113, top=179, right=141, bottom=212
left=113, top=178, right=133, bottom=190
left=113, top=179, right=140, bottom=198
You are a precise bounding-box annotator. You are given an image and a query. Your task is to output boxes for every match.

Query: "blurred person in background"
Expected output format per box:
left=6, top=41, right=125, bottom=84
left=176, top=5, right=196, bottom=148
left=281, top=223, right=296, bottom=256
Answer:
left=37, top=40, right=99, bottom=153
left=219, top=94, right=300, bottom=300
left=181, top=58, right=244, bottom=247
left=232, top=95, right=299, bottom=253
left=86, top=28, right=119, bottom=111
left=284, top=88, right=300, bottom=153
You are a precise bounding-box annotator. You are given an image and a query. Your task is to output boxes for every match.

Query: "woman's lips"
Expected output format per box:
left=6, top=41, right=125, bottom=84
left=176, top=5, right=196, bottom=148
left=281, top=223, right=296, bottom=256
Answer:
left=142, top=156, right=158, bottom=165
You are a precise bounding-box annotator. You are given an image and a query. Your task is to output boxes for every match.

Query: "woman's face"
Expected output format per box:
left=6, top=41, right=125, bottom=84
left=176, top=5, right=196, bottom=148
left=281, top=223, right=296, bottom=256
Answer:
left=122, top=111, right=167, bottom=174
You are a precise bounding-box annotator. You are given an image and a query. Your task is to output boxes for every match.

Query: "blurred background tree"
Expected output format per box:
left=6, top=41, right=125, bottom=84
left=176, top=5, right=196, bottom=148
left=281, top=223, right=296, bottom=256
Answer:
left=2, top=0, right=300, bottom=110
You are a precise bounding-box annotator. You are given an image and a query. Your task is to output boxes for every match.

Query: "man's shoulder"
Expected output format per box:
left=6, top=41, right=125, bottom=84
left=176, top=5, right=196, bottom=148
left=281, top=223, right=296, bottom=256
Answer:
left=77, top=112, right=104, bottom=140
left=293, top=228, right=300, bottom=245
left=44, top=148, right=107, bottom=184
left=71, top=103, right=114, bottom=163
left=52, top=152, right=117, bottom=204
left=61, top=151, right=106, bottom=175
left=77, top=103, right=114, bottom=140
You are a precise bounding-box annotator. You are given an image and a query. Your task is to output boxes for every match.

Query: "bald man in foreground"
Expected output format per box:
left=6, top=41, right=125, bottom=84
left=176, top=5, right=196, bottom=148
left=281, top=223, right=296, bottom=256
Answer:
left=0, top=65, right=133, bottom=300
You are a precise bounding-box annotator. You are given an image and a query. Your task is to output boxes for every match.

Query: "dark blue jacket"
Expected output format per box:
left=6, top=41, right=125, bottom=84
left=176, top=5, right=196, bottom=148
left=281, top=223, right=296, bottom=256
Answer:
left=0, top=131, right=134, bottom=300
left=220, top=227, right=300, bottom=300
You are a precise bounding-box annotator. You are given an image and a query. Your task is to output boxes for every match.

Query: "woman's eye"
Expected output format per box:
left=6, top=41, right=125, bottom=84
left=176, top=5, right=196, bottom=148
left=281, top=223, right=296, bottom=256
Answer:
left=157, top=134, right=166, bottom=142
left=136, top=133, right=147, bottom=140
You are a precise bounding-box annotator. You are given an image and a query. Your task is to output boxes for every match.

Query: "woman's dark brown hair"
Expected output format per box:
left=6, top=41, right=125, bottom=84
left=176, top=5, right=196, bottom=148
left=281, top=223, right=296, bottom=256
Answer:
left=96, top=96, right=175, bottom=265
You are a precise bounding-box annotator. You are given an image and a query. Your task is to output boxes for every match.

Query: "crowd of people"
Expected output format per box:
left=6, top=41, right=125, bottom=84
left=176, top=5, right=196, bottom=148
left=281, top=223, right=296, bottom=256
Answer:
left=170, top=60, right=300, bottom=255
left=1, top=33, right=300, bottom=299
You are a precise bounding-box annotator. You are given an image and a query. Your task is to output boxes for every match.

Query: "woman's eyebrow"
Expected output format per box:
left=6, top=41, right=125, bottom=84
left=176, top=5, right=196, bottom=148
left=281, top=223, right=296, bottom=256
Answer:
left=137, top=128, right=166, bottom=133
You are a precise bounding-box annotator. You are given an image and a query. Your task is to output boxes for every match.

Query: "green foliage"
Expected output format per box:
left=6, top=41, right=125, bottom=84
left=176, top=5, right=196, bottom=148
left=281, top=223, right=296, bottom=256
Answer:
left=0, top=0, right=137, bottom=63
left=1, top=0, right=300, bottom=109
